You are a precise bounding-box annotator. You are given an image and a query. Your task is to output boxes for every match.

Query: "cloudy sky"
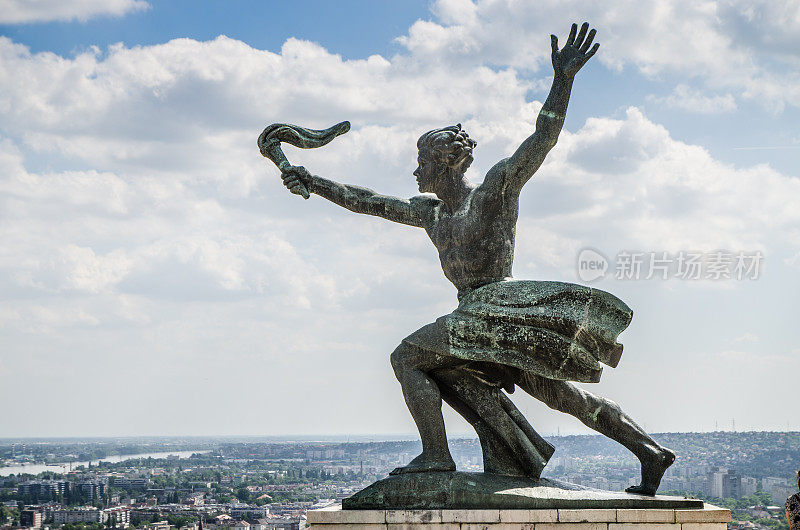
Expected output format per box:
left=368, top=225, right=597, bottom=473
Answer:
left=1, top=0, right=798, bottom=439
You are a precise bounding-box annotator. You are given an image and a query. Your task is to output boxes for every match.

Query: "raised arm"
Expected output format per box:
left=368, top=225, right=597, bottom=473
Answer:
left=280, top=165, right=426, bottom=227
left=502, top=23, right=599, bottom=193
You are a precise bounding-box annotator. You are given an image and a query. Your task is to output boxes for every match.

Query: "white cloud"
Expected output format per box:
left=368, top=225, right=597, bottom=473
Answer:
left=3, top=35, right=796, bottom=292
left=0, top=0, right=149, bottom=24
left=520, top=107, right=800, bottom=256
left=731, top=332, right=759, bottom=344
left=649, top=84, right=737, bottom=114
left=398, top=0, right=800, bottom=111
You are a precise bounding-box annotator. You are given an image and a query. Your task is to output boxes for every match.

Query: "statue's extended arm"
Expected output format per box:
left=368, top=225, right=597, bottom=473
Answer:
left=502, top=23, right=599, bottom=193
left=281, top=166, right=424, bottom=227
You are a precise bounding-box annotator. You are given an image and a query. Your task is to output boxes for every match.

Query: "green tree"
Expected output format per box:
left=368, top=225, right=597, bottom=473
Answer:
left=235, top=487, right=250, bottom=503
left=167, top=515, right=193, bottom=527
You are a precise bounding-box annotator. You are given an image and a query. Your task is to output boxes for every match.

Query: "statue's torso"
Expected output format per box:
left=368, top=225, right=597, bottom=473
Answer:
left=421, top=182, right=519, bottom=295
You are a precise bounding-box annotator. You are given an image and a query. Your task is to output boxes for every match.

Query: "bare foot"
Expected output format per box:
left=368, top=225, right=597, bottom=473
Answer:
left=625, top=445, right=676, bottom=496
left=389, top=453, right=456, bottom=475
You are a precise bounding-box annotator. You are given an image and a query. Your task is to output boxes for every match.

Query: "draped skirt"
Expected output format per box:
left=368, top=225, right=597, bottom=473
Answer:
left=403, top=279, right=633, bottom=384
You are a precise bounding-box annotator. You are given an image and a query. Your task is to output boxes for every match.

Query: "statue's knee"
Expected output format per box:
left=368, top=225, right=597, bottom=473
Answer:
left=578, top=392, right=622, bottom=424
left=390, top=344, right=409, bottom=378
left=598, top=396, right=622, bottom=419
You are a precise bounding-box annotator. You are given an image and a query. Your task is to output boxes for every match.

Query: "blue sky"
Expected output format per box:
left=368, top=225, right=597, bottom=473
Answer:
left=1, top=0, right=798, bottom=439
left=0, top=2, right=427, bottom=60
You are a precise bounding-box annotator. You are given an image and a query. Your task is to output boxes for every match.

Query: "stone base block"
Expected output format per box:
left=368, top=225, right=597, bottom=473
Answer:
left=307, top=505, right=731, bottom=530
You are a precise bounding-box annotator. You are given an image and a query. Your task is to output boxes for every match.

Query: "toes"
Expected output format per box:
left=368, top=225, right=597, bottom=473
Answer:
left=625, top=484, right=656, bottom=496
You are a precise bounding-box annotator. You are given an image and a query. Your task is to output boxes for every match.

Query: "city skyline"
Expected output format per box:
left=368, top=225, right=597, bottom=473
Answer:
left=1, top=0, right=798, bottom=437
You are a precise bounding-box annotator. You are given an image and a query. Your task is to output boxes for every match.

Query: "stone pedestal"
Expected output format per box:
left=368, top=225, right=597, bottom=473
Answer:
left=341, top=473, right=705, bottom=510
left=307, top=505, right=731, bottom=530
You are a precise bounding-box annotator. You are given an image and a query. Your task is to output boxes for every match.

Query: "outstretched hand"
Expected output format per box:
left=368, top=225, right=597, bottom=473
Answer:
left=281, top=165, right=312, bottom=197
left=551, top=22, right=599, bottom=78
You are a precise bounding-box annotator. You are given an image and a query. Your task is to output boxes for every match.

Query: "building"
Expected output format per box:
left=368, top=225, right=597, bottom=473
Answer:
left=722, top=470, right=742, bottom=499
left=741, top=476, right=758, bottom=497
left=17, top=480, right=70, bottom=499
left=53, top=508, right=106, bottom=524
left=233, top=520, right=251, bottom=530
left=706, top=468, right=742, bottom=499
left=103, top=506, right=132, bottom=528
left=763, top=476, right=795, bottom=505
left=78, top=480, right=107, bottom=500
left=22, top=503, right=60, bottom=521
left=20, top=509, right=43, bottom=529
left=763, top=477, right=786, bottom=490
left=214, top=514, right=234, bottom=526
left=113, top=477, right=151, bottom=489
left=142, top=521, right=170, bottom=530
left=259, top=516, right=301, bottom=530
left=769, top=484, right=796, bottom=506
left=183, top=493, right=204, bottom=506
left=707, top=468, right=724, bottom=497
left=230, top=504, right=269, bottom=519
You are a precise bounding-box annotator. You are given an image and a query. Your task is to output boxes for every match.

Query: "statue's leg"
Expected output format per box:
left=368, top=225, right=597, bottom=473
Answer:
left=518, top=373, right=675, bottom=495
left=433, top=368, right=550, bottom=478
left=389, top=340, right=456, bottom=475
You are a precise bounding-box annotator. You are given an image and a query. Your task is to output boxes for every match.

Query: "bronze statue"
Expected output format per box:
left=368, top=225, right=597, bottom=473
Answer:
left=265, top=23, right=674, bottom=497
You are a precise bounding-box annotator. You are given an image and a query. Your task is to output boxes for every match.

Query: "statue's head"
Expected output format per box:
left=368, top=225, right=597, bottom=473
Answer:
left=414, top=124, right=477, bottom=193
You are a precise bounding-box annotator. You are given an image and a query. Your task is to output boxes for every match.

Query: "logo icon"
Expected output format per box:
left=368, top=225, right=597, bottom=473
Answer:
left=576, top=248, right=609, bottom=282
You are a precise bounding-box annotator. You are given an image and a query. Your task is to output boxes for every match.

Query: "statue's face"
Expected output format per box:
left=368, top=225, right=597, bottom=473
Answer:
left=413, top=150, right=439, bottom=193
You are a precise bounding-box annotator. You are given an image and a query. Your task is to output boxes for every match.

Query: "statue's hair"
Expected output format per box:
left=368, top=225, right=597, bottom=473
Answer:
left=417, top=124, right=477, bottom=173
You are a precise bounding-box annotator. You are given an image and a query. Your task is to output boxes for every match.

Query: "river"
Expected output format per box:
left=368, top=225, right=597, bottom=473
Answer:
left=0, top=450, right=209, bottom=477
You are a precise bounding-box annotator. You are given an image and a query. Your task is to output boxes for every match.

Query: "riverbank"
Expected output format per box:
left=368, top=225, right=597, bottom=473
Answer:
left=0, top=449, right=209, bottom=477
